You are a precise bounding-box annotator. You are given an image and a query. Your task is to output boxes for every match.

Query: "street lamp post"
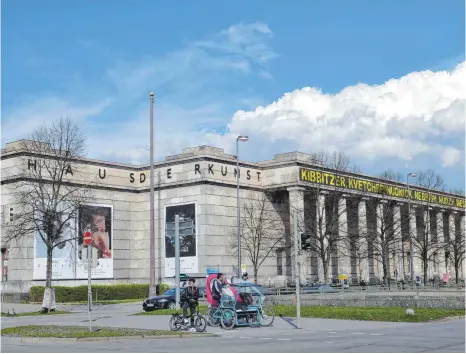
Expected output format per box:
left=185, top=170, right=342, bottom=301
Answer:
left=236, top=136, right=249, bottom=279
left=407, top=172, right=418, bottom=289
left=149, top=92, right=156, bottom=297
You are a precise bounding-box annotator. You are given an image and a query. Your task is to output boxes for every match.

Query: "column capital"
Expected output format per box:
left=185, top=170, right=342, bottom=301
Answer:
left=319, top=190, right=330, bottom=195
left=357, top=196, right=370, bottom=202
left=287, top=186, right=306, bottom=193
left=340, top=193, right=351, bottom=198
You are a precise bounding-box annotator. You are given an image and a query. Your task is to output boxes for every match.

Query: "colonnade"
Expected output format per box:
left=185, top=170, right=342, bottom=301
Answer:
left=286, top=187, right=465, bottom=284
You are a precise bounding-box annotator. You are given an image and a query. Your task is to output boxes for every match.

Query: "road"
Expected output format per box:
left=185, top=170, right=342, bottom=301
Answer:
left=1, top=302, right=465, bottom=353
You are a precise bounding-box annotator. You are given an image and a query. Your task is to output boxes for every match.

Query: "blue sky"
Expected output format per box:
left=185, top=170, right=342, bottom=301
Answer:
left=2, top=0, right=465, bottom=190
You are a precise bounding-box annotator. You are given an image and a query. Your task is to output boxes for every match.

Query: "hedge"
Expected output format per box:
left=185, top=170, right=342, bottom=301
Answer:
left=29, top=284, right=172, bottom=303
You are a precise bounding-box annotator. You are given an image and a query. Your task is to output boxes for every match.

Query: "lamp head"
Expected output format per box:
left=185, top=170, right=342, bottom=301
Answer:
left=237, top=135, right=249, bottom=142
left=408, top=172, right=418, bottom=177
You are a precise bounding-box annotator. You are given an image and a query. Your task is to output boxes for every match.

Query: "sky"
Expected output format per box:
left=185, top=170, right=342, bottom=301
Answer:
left=1, top=0, right=465, bottom=190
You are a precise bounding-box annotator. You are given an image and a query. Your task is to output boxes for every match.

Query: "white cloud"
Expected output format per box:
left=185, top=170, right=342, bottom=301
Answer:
left=85, top=103, right=232, bottom=164
left=106, top=22, right=277, bottom=99
left=226, top=62, right=466, bottom=166
left=1, top=96, right=113, bottom=144
left=441, top=147, right=461, bottom=167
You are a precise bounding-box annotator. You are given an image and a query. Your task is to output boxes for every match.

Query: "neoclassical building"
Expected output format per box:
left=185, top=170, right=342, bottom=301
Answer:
left=1, top=140, right=465, bottom=293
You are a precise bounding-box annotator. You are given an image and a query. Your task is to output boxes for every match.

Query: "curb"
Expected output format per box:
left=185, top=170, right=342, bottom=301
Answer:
left=3, top=333, right=216, bottom=343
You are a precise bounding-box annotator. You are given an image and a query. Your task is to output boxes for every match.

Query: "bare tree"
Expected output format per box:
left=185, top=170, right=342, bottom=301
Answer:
left=449, top=188, right=465, bottom=197
left=410, top=170, right=447, bottom=285
left=310, top=151, right=361, bottom=173
left=3, top=118, right=92, bottom=311
left=230, top=191, right=286, bottom=282
left=447, top=214, right=465, bottom=287
left=365, top=198, right=403, bottom=287
left=294, top=152, right=358, bottom=284
left=378, top=169, right=404, bottom=183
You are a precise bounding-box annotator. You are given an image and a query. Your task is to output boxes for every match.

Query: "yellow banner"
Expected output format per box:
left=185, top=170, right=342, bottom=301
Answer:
left=300, top=168, right=465, bottom=208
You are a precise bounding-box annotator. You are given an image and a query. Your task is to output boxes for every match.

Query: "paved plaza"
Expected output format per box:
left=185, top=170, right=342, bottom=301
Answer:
left=1, top=302, right=464, bottom=353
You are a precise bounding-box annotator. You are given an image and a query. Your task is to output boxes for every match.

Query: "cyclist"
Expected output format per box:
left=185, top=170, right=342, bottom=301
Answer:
left=181, top=278, right=199, bottom=326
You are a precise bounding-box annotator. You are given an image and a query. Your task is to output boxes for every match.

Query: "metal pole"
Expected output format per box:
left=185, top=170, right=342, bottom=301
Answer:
left=407, top=175, right=415, bottom=289
left=175, top=214, right=180, bottom=310
left=236, top=138, right=241, bottom=278
left=87, top=245, right=92, bottom=332
left=293, top=211, right=301, bottom=329
left=149, top=92, right=156, bottom=296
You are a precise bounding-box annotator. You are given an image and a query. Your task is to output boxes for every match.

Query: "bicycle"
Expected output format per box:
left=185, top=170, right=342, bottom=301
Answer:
left=206, top=305, right=223, bottom=327
left=169, top=302, right=207, bottom=332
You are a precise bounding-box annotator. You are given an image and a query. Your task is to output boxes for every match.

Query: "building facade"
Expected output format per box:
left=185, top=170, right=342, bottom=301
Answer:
left=1, top=140, right=465, bottom=293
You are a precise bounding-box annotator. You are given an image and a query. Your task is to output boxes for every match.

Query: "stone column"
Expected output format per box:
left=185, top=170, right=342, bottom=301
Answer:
left=435, top=209, right=446, bottom=277
left=287, top=187, right=306, bottom=283
left=459, top=214, right=465, bottom=279
left=446, top=211, right=456, bottom=276
left=357, top=197, right=370, bottom=282
left=374, top=200, right=387, bottom=280
left=408, top=205, right=421, bottom=278
left=317, top=192, right=327, bottom=283
left=424, top=207, right=432, bottom=279
left=337, top=195, right=351, bottom=278
left=393, top=203, right=403, bottom=280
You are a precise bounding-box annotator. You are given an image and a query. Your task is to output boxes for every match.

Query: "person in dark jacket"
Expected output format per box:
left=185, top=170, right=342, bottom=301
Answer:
left=181, top=278, right=199, bottom=325
left=211, top=273, right=225, bottom=304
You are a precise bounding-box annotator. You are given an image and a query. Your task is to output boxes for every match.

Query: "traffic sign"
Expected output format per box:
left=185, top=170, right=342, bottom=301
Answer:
left=241, top=264, right=247, bottom=274
left=83, top=231, right=92, bottom=246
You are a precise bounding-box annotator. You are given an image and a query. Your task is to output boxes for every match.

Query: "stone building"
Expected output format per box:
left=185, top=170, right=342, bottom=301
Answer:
left=1, top=140, right=465, bottom=293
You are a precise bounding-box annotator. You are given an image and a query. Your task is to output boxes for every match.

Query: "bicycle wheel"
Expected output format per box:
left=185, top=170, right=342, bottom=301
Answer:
left=206, top=307, right=220, bottom=327
left=259, top=307, right=275, bottom=327
left=169, top=316, right=182, bottom=331
left=195, top=315, right=207, bottom=332
left=220, top=309, right=236, bottom=330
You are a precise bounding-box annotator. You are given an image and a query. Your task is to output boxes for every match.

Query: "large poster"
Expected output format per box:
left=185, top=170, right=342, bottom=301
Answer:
left=76, top=204, right=113, bottom=279
left=164, top=203, right=198, bottom=277
left=33, top=211, right=77, bottom=280
left=32, top=203, right=114, bottom=280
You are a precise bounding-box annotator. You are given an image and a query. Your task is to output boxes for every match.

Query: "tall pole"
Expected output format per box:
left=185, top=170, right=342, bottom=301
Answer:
left=87, top=245, right=92, bottom=332
left=175, top=214, right=180, bottom=310
left=149, top=92, right=156, bottom=296
left=236, top=138, right=241, bottom=279
left=293, top=211, right=301, bottom=329
left=407, top=174, right=415, bottom=288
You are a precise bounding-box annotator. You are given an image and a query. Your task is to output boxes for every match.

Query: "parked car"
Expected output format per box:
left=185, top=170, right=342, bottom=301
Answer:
left=301, top=284, right=338, bottom=294
left=142, top=286, right=206, bottom=311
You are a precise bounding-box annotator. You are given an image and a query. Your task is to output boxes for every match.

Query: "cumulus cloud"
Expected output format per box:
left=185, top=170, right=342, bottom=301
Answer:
left=227, top=62, right=466, bottom=166
left=441, top=147, right=461, bottom=167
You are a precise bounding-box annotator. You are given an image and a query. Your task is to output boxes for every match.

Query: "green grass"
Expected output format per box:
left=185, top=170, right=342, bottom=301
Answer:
left=273, top=306, right=465, bottom=322
left=132, top=305, right=464, bottom=322
left=1, top=325, right=206, bottom=338
left=1, top=311, right=71, bottom=317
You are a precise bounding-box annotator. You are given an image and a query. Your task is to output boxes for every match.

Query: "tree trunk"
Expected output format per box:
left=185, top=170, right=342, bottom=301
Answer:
left=423, top=257, right=428, bottom=286
left=382, top=255, right=388, bottom=288
left=254, top=265, right=258, bottom=284
left=46, top=246, right=53, bottom=288
left=323, top=260, right=329, bottom=284
left=455, top=259, right=459, bottom=287
left=42, top=245, right=54, bottom=313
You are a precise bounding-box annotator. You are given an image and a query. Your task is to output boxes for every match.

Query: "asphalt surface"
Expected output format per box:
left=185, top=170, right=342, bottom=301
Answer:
left=1, top=302, right=465, bottom=353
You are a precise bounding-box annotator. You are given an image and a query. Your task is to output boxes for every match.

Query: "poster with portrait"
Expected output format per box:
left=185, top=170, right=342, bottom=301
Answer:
left=164, top=203, right=198, bottom=277
left=33, top=215, right=77, bottom=280
left=75, top=204, right=113, bottom=279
